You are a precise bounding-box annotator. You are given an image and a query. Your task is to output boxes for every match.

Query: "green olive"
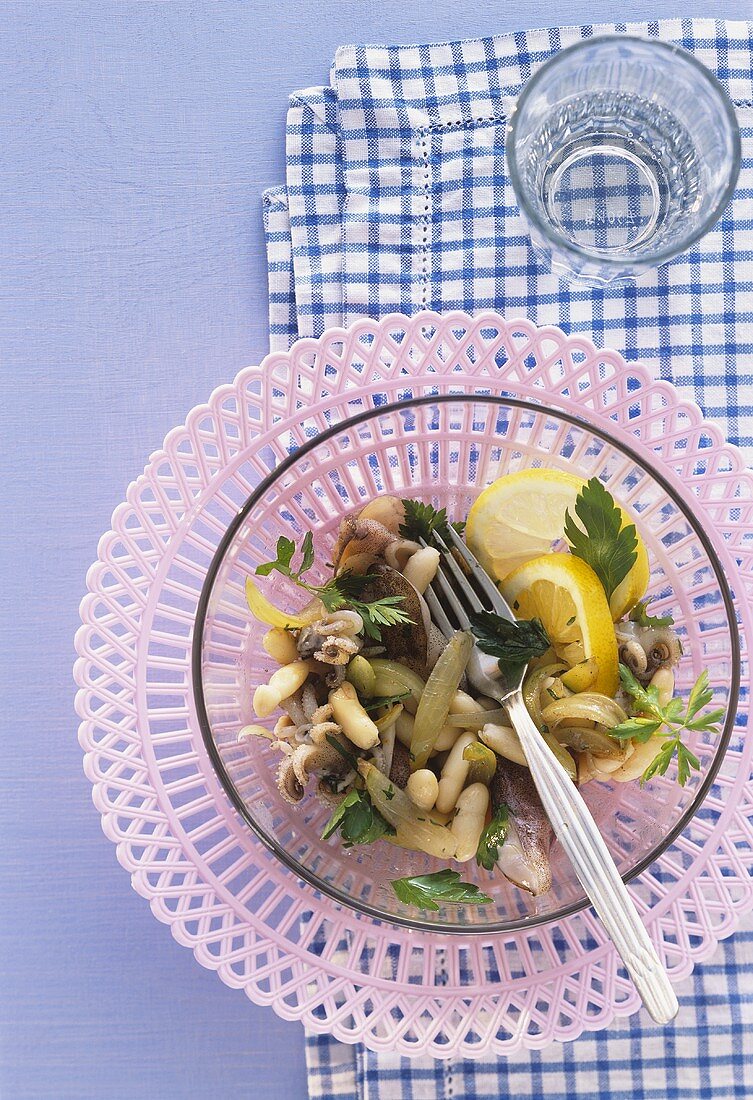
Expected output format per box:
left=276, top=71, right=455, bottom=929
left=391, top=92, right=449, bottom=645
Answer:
left=345, top=654, right=376, bottom=698
left=462, top=741, right=497, bottom=785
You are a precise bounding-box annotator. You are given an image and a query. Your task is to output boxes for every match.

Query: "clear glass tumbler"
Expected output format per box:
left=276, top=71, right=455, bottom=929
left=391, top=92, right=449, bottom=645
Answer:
left=506, top=36, right=741, bottom=285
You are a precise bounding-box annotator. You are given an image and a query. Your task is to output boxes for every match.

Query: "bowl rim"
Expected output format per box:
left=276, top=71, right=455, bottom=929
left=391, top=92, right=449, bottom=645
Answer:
left=505, top=34, right=743, bottom=273
left=192, top=393, right=740, bottom=935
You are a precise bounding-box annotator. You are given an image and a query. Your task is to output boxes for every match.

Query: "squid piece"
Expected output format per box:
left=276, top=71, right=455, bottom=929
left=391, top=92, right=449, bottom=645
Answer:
left=388, top=739, right=412, bottom=790
left=357, top=565, right=431, bottom=676
left=489, top=759, right=553, bottom=897
left=332, top=514, right=419, bottom=574
left=276, top=734, right=352, bottom=805
left=297, top=610, right=365, bottom=665
left=615, top=620, right=681, bottom=684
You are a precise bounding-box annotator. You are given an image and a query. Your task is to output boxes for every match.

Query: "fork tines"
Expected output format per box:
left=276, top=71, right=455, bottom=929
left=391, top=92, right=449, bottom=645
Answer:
left=420, top=526, right=511, bottom=638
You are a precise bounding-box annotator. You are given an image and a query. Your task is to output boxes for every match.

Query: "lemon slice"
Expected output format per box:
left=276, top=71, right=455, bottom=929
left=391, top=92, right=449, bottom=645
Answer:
left=500, top=553, right=619, bottom=696
left=466, top=469, right=649, bottom=619
left=608, top=545, right=650, bottom=621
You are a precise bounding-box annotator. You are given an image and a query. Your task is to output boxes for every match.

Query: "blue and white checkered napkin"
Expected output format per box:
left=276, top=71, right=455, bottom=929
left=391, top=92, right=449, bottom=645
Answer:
left=262, top=17, right=753, bottom=1099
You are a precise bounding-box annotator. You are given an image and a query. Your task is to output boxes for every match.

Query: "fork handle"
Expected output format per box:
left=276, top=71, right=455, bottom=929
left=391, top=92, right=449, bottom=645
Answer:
left=505, top=692, right=679, bottom=1025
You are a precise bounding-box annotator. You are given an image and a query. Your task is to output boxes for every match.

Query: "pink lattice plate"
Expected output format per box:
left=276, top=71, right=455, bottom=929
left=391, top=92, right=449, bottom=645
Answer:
left=75, top=312, right=753, bottom=1056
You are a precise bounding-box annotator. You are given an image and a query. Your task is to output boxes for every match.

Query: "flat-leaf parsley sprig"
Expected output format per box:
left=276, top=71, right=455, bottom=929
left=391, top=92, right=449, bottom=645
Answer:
left=475, top=803, right=509, bottom=872
left=469, top=609, right=550, bottom=682
left=390, top=869, right=492, bottom=911
left=256, top=532, right=414, bottom=640
left=564, top=478, right=638, bottom=602
left=399, top=499, right=465, bottom=543
left=610, top=664, right=725, bottom=786
left=321, top=788, right=395, bottom=848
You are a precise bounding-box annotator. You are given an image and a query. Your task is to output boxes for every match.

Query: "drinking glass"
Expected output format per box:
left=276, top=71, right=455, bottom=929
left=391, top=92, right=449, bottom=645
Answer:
left=506, top=36, right=741, bottom=285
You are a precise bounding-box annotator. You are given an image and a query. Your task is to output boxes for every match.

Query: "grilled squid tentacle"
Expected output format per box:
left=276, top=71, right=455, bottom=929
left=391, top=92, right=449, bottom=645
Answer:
left=615, top=621, right=682, bottom=685
left=297, top=610, right=365, bottom=664
left=276, top=736, right=351, bottom=805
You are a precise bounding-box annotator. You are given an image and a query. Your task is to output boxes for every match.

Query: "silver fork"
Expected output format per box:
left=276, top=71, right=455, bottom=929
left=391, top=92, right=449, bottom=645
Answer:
left=422, top=527, right=679, bottom=1025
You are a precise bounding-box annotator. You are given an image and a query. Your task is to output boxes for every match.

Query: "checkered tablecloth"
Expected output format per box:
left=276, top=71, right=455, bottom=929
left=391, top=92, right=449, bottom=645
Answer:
left=261, top=18, right=753, bottom=1099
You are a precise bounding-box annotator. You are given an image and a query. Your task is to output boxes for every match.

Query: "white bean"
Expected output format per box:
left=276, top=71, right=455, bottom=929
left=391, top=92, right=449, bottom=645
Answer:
left=253, top=685, right=278, bottom=719
left=406, top=769, right=439, bottom=811
left=451, top=783, right=490, bottom=862
left=253, top=660, right=313, bottom=718
left=394, top=710, right=414, bottom=748
left=649, top=667, right=675, bottom=708
left=329, top=681, right=380, bottom=750
left=262, top=627, right=299, bottom=665
left=432, top=723, right=463, bottom=753
left=479, top=723, right=527, bottom=767
left=401, top=546, right=440, bottom=594
left=436, top=731, right=477, bottom=814
left=449, top=690, right=485, bottom=715
left=271, top=660, right=312, bottom=699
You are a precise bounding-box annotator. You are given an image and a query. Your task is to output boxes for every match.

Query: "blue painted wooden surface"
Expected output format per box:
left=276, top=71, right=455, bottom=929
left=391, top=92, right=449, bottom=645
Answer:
left=2, top=2, right=749, bottom=1097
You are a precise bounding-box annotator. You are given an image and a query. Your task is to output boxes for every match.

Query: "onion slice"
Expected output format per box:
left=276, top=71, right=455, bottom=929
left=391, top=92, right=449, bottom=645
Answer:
left=554, top=724, right=627, bottom=759
left=245, top=576, right=317, bottom=629
left=410, top=631, right=474, bottom=770
left=359, top=760, right=457, bottom=858
left=368, top=659, right=425, bottom=713
left=541, top=693, right=628, bottom=730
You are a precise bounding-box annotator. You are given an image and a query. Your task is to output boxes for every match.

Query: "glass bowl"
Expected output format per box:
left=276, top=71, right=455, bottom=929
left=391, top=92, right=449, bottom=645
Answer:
left=193, top=395, right=738, bottom=934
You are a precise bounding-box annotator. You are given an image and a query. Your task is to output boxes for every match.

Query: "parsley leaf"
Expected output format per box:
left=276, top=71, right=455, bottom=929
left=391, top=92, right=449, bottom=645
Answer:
left=611, top=662, right=724, bottom=786
left=363, top=691, right=411, bottom=712
left=608, top=716, right=663, bottom=742
left=299, top=530, right=315, bottom=575
left=399, top=499, right=461, bottom=543
left=469, top=610, right=550, bottom=682
left=321, top=789, right=395, bottom=847
left=317, top=570, right=363, bottom=604
left=390, top=869, right=493, bottom=911
left=685, top=709, right=726, bottom=731
left=350, top=595, right=414, bottom=641
left=314, top=571, right=415, bottom=639
left=256, top=535, right=297, bottom=577
left=320, top=789, right=359, bottom=840
left=617, top=663, right=658, bottom=712
left=629, top=597, right=674, bottom=629
left=255, top=536, right=413, bottom=641
left=564, top=478, right=638, bottom=602
left=476, top=803, right=509, bottom=871
left=313, top=581, right=346, bottom=614
left=686, top=669, right=714, bottom=720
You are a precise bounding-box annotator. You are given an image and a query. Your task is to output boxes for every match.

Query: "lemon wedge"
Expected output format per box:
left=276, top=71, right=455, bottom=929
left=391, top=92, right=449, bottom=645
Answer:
left=466, top=469, right=648, bottom=619
left=500, top=553, right=619, bottom=696
left=608, top=544, right=650, bottom=621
